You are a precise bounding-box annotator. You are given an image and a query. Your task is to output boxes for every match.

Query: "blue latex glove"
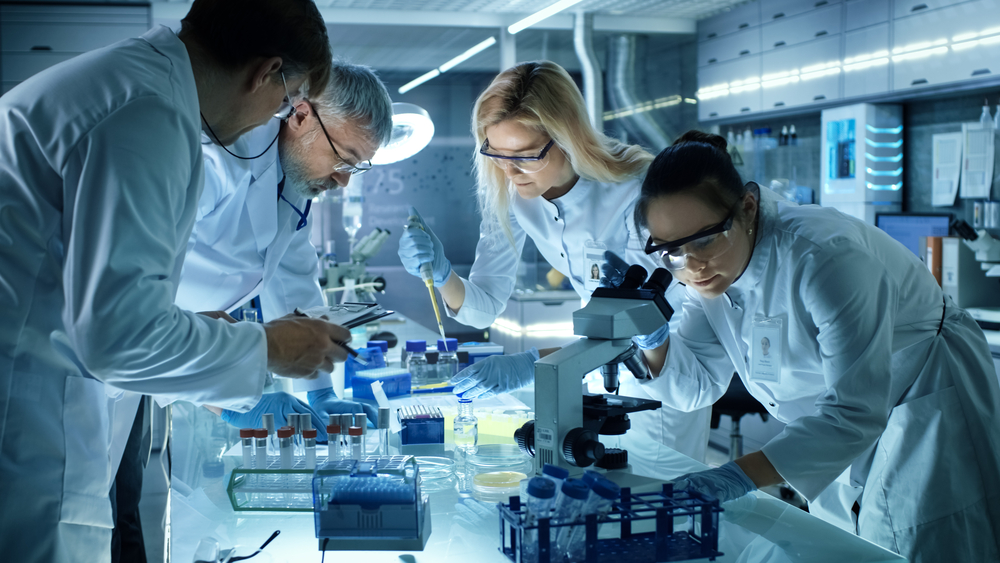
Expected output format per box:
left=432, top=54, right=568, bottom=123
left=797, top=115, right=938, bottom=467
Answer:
left=221, top=392, right=327, bottom=442
left=673, top=461, right=757, bottom=503
left=307, top=387, right=378, bottom=428
left=398, top=206, right=452, bottom=286
left=633, top=323, right=670, bottom=350
left=450, top=348, right=541, bottom=399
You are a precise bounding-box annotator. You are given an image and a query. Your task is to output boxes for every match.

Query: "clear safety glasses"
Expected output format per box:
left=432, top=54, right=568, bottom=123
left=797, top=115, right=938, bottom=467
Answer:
left=309, top=101, right=373, bottom=175
left=274, top=72, right=297, bottom=121
left=480, top=138, right=555, bottom=174
left=644, top=206, right=737, bottom=271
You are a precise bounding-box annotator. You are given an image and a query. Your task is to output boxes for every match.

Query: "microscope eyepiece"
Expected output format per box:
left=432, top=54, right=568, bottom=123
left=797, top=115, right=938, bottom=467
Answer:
left=619, top=264, right=648, bottom=289
left=641, top=268, right=673, bottom=295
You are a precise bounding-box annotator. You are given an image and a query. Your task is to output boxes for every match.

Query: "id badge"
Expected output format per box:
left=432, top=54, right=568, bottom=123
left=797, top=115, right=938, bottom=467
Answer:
left=750, top=316, right=782, bottom=384
left=583, top=240, right=608, bottom=292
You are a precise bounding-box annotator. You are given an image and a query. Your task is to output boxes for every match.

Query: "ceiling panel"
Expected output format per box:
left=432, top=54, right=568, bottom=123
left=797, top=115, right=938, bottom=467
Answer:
left=315, top=0, right=751, bottom=20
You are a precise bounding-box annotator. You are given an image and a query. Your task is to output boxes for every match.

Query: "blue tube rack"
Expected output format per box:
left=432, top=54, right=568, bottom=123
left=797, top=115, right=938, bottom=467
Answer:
left=497, top=483, right=723, bottom=563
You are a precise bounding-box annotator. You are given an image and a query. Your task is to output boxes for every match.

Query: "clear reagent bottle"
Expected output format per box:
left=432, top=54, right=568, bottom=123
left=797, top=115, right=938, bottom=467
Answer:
left=436, top=338, right=459, bottom=382
left=405, top=340, right=428, bottom=384
left=262, top=413, right=276, bottom=455
left=327, top=423, right=341, bottom=462
left=303, top=429, right=317, bottom=469
left=453, top=397, right=479, bottom=454
left=340, top=414, right=353, bottom=460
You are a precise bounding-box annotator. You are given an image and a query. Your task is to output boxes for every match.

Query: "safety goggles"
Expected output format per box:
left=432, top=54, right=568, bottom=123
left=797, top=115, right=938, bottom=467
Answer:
left=310, top=101, right=373, bottom=175
left=273, top=72, right=297, bottom=121
left=644, top=205, right=737, bottom=271
left=480, top=138, right=555, bottom=174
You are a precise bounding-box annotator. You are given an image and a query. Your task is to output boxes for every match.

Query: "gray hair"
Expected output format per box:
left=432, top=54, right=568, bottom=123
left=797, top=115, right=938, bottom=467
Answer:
left=307, top=60, right=393, bottom=147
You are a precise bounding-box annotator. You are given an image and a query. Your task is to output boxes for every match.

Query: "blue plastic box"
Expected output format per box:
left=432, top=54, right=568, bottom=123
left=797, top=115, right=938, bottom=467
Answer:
left=352, top=368, right=411, bottom=400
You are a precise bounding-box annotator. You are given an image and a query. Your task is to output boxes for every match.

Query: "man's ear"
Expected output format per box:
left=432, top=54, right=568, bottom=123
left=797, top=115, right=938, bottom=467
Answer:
left=284, top=101, right=311, bottom=134
left=247, top=56, right=283, bottom=94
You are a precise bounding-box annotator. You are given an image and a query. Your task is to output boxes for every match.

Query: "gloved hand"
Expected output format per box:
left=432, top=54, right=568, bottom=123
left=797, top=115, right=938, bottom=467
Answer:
left=398, top=206, right=452, bottom=287
left=221, top=392, right=328, bottom=441
left=307, top=387, right=378, bottom=428
left=634, top=323, right=670, bottom=349
left=450, top=348, right=541, bottom=399
left=673, top=461, right=757, bottom=503
left=599, top=250, right=630, bottom=288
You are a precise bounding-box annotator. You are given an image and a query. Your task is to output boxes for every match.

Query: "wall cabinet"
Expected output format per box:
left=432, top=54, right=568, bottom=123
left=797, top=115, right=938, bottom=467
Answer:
left=761, top=4, right=843, bottom=51
left=699, top=3, right=760, bottom=42
left=698, top=27, right=761, bottom=67
left=843, top=24, right=890, bottom=98
left=698, top=55, right=763, bottom=120
left=1, top=3, right=149, bottom=94
left=761, top=0, right=841, bottom=22
left=846, top=0, right=889, bottom=31
left=762, top=35, right=842, bottom=110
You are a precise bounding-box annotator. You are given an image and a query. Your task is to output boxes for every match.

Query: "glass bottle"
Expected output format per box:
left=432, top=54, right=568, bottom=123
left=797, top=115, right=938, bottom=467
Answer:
left=405, top=340, right=428, bottom=385
left=453, top=398, right=478, bottom=454
left=436, top=338, right=459, bottom=382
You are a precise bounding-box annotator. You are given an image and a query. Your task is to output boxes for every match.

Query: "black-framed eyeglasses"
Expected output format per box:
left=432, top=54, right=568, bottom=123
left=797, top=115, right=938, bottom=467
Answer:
left=479, top=138, right=555, bottom=174
left=308, top=101, right=373, bottom=175
left=274, top=72, right=296, bottom=121
left=644, top=202, right=739, bottom=271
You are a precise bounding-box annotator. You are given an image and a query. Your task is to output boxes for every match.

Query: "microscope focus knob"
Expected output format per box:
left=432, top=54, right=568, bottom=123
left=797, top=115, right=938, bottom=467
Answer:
left=562, top=427, right=604, bottom=467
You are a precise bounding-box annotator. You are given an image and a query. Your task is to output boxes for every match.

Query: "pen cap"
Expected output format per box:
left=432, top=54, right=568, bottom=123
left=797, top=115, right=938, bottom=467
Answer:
left=261, top=413, right=275, bottom=434
left=378, top=407, right=390, bottom=429
left=301, top=413, right=312, bottom=431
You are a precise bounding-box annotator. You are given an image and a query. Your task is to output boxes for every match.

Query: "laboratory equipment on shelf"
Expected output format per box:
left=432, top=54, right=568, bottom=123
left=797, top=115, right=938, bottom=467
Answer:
left=514, top=265, right=668, bottom=477
left=313, top=455, right=432, bottom=552
left=322, top=227, right=391, bottom=304
left=498, top=482, right=723, bottom=563
left=453, top=397, right=479, bottom=454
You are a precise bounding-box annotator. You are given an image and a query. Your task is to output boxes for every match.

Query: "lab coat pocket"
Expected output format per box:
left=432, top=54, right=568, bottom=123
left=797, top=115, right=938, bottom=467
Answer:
left=874, top=386, right=983, bottom=530
left=60, top=376, right=114, bottom=529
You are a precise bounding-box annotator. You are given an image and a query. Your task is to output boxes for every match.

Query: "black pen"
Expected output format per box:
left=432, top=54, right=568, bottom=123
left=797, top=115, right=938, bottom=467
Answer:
left=294, top=308, right=368, bottom=365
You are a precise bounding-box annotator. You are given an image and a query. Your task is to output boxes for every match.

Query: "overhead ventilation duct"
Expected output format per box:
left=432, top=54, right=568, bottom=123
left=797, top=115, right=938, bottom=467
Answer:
left=606, top=34, right=671, bottom=151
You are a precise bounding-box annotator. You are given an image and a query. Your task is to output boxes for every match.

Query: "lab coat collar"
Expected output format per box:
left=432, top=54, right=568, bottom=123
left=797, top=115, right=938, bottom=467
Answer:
left=140, top=26, right=199, bottom=128
left=730, top=182, right=780, bottom=293
left=549, top=175, right=592, bottom=206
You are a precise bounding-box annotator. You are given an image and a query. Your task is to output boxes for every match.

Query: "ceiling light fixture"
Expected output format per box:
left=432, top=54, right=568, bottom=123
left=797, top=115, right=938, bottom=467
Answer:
left=508, top=0, right=585, bottom=35
left=398, top=37, right=497, bottom=94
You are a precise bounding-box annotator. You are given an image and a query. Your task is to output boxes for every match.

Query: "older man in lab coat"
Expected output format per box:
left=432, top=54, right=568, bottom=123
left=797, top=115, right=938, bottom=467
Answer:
left=180, top=61, right=393, bottom=428
left=0, top=0, right=352, bottom=561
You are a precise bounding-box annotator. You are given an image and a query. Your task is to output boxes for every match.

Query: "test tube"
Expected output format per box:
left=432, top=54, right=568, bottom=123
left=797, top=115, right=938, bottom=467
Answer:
left=339, top=414, right=352, bottom=460
left=303, top=429, right=317, bottom=469
left=253, top=428, right=268, bottom=468
left=240, top=428, right=254, bottom=468
left=356, top=413, right=368, bottom=454
left=378, top=407, right=390, bottom=457
left=278, top=427, right=293, bottom=469
left=287, top=413, right=302, bottom=456
left=262, top=413, right=276, bottom=455
left=349, top=426, right=363, bottom=461
left=327, top=422, right=341, bottom=461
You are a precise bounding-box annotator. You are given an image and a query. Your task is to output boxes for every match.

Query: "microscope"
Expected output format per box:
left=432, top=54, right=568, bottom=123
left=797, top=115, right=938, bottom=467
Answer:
left=515, top=265, right=673, bottom=477
left=322, top=228, right=390, bottom=303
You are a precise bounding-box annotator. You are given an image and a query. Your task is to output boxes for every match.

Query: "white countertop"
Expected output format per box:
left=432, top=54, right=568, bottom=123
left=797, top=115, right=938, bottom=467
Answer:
left=168, top=314, right=905, bottom=563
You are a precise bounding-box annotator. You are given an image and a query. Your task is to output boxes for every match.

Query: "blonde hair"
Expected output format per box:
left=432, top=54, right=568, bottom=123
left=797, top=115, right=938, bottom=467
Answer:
left=472, top=61, right=654, bottom=247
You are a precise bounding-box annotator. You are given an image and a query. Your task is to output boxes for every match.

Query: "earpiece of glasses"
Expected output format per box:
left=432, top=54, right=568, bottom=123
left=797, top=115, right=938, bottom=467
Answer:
left=274, top=72, right=296, bottom=121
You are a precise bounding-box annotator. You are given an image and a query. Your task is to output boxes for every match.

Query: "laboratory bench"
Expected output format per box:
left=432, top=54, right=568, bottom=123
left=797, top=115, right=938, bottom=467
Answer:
left=167, top=314, right=905, bottom=563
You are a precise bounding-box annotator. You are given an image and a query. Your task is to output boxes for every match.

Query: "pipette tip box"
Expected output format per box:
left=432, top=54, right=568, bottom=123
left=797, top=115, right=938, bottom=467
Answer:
left=397, top=405, right=444, bottom=445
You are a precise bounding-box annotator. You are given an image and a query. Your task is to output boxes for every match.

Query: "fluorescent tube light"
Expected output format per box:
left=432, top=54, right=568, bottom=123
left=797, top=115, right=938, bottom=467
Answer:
left=439, top=37, right=497, bottom=72
left=508, top=0, right=585, bottom=34
left=399, top=69, right=440, bottom=94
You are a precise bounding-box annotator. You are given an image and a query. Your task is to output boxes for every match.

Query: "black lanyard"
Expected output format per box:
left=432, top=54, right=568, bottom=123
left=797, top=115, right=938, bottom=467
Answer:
left=276, top=175, right=311, bottom=231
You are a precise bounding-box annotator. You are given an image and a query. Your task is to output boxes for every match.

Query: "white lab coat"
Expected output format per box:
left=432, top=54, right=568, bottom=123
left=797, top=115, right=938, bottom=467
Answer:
left=0, top=27, right=268, bottom=562
left=643, top=186, right=1000, bottom=561
left=175, top=120, right=331, bottom=391
left=450, top=176, right=711, bottom=463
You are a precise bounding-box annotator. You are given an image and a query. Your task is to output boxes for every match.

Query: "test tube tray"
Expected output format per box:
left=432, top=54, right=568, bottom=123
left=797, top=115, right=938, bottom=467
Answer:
left=497, top=483, right=724, bottom=563
left=226, top=456, right=333, bottom=512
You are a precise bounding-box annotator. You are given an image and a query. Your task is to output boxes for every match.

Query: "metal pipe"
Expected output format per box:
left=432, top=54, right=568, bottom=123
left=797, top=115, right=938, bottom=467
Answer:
left=573, top=11, right=603, bottom=129
left=606, top=34, right=670, bottom=150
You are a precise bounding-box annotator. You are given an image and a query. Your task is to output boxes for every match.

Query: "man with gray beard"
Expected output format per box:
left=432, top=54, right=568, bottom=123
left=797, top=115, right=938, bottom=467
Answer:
left=175, top=61, right=393, bottom=425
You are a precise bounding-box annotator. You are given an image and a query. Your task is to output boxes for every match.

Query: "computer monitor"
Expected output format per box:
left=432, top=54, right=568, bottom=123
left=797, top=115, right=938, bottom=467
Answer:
left=875, top=213, right=951, bottom=256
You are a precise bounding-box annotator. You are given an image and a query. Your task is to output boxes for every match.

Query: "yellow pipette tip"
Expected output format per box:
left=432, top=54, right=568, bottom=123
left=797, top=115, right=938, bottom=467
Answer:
left=424, top=277, right=447, bottom=341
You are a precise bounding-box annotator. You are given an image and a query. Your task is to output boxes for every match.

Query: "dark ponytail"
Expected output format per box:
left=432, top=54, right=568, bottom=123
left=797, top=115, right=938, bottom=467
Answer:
left=634, top=130, right=747, bottom=230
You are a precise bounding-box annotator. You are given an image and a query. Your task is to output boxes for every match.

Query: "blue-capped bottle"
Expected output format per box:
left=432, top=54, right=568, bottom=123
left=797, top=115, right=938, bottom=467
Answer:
left=453, top=397, right=478, bottom=454
left=436, top=338, right=459, bottom=382
left=522, top=477, right=556, bottom=563
left=404, top=340, right=428, bottom=385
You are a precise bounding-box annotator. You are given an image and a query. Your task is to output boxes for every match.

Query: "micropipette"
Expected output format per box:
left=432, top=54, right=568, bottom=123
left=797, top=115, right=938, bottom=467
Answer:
left=406, top=215, right=447, bottom=341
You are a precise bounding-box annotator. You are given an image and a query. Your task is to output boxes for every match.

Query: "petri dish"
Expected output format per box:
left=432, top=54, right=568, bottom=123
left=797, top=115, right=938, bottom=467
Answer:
left=472, top=471, right=526, bottom=503
left=415, top=456, right=455, bottom=481
left=467, top=444, right=530, bottom=470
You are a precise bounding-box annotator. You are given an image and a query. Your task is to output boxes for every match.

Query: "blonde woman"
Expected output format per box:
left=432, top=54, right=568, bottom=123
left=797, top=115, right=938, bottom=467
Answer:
left=398, top=61, right=711, bottom=464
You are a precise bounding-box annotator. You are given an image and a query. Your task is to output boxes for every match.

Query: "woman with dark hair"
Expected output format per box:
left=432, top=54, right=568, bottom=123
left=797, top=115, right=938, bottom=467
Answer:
left=633, top=130, right=1000, bottom=561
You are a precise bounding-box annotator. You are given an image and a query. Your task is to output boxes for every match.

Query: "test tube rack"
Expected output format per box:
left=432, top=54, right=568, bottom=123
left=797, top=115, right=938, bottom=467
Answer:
left=313, top=455, right=432, bottom=552
left=497, top=483, right=724, bottom=563
left=226, top=455, right=335, bottom=512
